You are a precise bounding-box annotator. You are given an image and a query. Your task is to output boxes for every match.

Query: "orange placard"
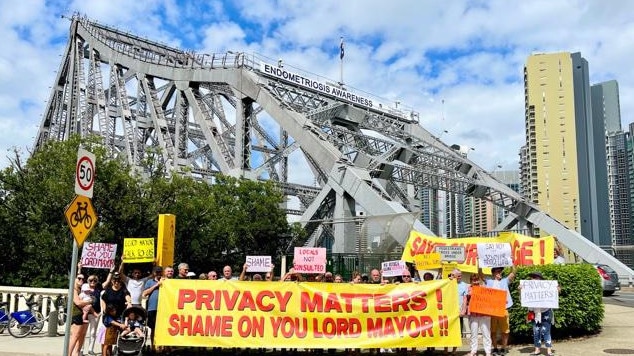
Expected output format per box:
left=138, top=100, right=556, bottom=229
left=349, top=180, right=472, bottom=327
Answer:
left=468, top=286, right=507, bottom=317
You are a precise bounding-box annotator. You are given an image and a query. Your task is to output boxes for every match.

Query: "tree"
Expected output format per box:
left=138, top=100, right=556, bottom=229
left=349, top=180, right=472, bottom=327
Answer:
left=0, top=135, right=299, bottom=287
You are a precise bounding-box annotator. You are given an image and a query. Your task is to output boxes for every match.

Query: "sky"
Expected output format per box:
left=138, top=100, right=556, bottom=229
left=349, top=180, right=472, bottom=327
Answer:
left=1, top=0, right=634, bottom=174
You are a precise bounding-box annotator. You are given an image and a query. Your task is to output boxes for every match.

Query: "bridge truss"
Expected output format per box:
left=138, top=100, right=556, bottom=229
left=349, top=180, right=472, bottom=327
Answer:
left=35, top=15, right=633, bottom=277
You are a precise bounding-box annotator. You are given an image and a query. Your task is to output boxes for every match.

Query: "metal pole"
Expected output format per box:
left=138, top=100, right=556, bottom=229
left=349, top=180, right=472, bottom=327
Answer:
left=62, top=238, right=79, bottom=356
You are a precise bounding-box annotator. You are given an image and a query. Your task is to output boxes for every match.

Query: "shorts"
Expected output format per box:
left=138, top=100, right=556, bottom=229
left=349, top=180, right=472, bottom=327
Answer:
left=71, top=314, right=84, bottom=326
left=491, top=310, right=510, bottom=334
left=147, top=310, right=157, bottom=331
left=103, top=326, right=119, bottom=346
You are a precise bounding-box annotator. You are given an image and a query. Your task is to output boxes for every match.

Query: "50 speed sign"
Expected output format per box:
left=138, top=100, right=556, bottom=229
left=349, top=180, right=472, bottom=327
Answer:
left=75, top=148, right=96, bottom=198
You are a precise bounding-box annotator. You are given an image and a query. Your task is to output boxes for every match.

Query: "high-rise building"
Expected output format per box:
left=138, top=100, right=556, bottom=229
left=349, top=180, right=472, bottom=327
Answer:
left=522, top=52, right=611, bottom=247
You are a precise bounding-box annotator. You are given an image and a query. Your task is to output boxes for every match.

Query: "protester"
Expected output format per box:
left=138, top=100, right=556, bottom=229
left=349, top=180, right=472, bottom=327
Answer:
left=82, top=272, right=111, bottom=356
left=208, top=271, right=218, bottom=280
left=199, top=273, right=208, bottom=280
left=369, top=269, right=383, bottom=284
left=553, top=248, right=566, bottom=265
left=164, top=266, right=175, bottom=278
left=524, top=272, right=557, bottom=356
left=120, top=309, right=145, bottom=339
left=444, top=268, right=468, bottom=356
left=464, top=273, right=493, bottom=356
left=222, top=265, right=234, bottom=280
left=334, top=274, right=343, bottom=283
left=78, top=283, right=99, bottom=323
left=118, top=263, right=150, bottom=306
left=101, top=271, right=132, bottom=318
left=480, top=265, right=516, bottom=356
left=68, top=272, right=92, bottom=356
left=175, top=263, right=190, bottom=279
left=143, top=266, right=164, bottom=354
left=101, top=304, right=127, bottom=356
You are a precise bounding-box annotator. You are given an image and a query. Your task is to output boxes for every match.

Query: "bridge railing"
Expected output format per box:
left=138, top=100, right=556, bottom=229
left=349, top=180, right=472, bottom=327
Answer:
left=0, top=286, right=67, bottom=322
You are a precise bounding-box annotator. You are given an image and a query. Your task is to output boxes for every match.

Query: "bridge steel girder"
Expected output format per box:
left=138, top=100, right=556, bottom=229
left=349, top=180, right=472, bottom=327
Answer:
left=34, top=16, right=633, bottom=277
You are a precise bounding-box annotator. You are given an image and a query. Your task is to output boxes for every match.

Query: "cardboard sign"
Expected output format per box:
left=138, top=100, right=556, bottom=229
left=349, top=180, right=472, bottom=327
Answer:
left=520, top=279, right=559, bottom=309
left=435, top=246, right=466, bottom=263
left=476, top=243, right=513, bottom=268
left=81, top=242, right=117, bottom=269
left=381, top=260, right=407, bottom=277
left=414, top=253, right=442, bottom=271
left=468, top=285, right=507, bottom=317
left=246, top=256, right=272, bottom=273
left=293, top=247, right=326, bottom=274
left=123, top=238, right=155, bottom=263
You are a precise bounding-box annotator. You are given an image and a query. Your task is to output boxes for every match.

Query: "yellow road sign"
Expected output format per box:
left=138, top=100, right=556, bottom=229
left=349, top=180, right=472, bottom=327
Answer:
left=64, top=195, right=97, bottom=246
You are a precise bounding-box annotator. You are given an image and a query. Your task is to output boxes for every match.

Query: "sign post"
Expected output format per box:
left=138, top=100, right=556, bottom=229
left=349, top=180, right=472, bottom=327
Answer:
left=64, top=148, right=96, bottom=356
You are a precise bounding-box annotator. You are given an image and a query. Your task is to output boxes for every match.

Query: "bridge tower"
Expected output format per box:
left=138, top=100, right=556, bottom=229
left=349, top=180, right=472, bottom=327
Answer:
left=35, top=15, right=633, bottom=277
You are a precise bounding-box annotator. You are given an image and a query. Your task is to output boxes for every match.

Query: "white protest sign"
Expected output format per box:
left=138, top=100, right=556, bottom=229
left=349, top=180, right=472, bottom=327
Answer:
left=434, top=245, right=466, bottom=263
left=293, top=247, right=327, bottom=274
left=520, top=279, right=559, bottom=309
left=246, top=255, right=272, bottom=273
left=81, top=242, right=117, bottom=269
left=476, top=243, right=513, bottom=268
left=381, top=260, right=407, bottom=277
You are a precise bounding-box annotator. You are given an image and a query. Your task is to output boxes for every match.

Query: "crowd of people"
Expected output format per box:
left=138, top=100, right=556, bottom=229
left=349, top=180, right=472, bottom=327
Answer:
left=67, top=253, right=562, bottom=356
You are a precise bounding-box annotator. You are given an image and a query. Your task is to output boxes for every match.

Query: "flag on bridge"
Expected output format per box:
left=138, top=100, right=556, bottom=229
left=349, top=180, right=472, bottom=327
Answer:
left=340, top=37, right=345, bottom=60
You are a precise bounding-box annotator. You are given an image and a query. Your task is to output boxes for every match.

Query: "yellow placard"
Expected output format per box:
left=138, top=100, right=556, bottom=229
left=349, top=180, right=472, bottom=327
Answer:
left=468, top=286, right=507, bottom=317
left=155, top=280, right=461, bottom=349
left=442, top=263, right=458, bottom=279
left=414, top=253, right=442, bottom=270
left=156, top=214, right=175, bottom=268
left=402, top=231, right=554, bottom=273
left=122, top=238, right=155, bottom=263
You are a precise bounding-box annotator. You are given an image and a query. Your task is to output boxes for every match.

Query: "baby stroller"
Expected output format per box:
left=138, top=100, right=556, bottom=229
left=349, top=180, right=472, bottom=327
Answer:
left=114, top=306, right=147, bottom=355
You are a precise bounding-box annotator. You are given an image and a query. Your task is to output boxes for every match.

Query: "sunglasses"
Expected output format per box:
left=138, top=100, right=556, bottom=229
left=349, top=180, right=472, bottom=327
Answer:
left=403, top=275, right=412, bottom=278
left=88, top=278, right=97, bottom=282
left=77, top=276, right=85, bottom=280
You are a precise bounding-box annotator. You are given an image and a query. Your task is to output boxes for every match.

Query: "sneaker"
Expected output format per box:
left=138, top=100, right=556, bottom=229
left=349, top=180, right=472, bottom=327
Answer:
left=492, top=348, right=499, bottom=356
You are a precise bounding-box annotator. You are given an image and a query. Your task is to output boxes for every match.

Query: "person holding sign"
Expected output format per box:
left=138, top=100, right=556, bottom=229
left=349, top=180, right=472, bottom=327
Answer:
left=523, top=272, right=558, bottom=356
left=462, top=274, right=493, bottom=356
left=480, top=265, right=516, bottom=356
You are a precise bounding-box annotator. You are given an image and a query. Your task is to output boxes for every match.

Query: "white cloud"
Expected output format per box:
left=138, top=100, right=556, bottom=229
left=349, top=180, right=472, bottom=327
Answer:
left=1, top=0, right=633, bottom=175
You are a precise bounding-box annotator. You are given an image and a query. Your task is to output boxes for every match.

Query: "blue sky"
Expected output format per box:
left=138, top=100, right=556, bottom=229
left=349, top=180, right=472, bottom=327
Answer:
left=1, top=0, right=633, bottom=174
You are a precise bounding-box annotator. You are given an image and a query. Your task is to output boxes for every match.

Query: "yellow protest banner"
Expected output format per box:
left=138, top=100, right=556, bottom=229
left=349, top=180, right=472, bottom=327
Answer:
left=468, top=286, right=507, bottom=317
left=414, top=252, right=442, bottom=270
left=122, top=238, right=155, bottom=263
left=401, top=231, right=554, bottom=273
left=155, top=280, right=462, bottom=349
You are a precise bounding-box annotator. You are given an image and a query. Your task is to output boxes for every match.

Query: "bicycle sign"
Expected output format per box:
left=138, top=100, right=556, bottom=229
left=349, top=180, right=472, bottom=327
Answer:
left=75, top=148, right=95, bottom=198
left=64, top=195, right=97, bottom=246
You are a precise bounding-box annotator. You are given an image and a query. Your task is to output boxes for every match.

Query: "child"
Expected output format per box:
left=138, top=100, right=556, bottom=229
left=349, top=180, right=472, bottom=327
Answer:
left=79, top=283, right=99, bottom=323
left=102, top=304, right=126, bottom=356
left=121, top=310, right=145, bottom=339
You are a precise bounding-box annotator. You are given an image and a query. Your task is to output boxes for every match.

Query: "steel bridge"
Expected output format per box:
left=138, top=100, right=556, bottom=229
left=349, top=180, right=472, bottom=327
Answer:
left=34, top=15, right=633, bottom=277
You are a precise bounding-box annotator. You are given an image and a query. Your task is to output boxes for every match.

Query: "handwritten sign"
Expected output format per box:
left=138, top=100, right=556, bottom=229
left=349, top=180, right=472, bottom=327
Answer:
left=435, top=246, right=466, bottom=263
left=476, top=243, right=513, bottom=268
left=414, top=253, right=442, bottom=271
left=442, top=262, right=458, bottom=279
left=81, top=242, right=117, bottom=269
left=381, top=260, right=407, bottom=277
left=468, top=285, right=507, bottom=317
left=520, top=280, right=559, bottom=309
left=246, top=256, right=272, bottom=273
left=294, top=247, right=326, bottom=274
left=123, top=238, right=155, bottom=263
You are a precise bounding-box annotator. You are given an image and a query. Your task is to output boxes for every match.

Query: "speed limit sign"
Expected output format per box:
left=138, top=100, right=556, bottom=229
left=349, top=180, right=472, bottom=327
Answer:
left=75, top=148, right=96, bottom=198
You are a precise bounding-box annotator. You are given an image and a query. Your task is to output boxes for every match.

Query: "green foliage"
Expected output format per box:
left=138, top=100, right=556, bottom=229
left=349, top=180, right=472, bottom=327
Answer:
left=508, top=263, right=604, bottom=341
left=0, top=135, right=298, bottom=287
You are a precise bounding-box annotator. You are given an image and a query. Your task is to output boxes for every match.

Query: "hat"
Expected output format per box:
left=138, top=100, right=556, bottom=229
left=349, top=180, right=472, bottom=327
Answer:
left=112, top=272, right=121, bottom=279
left=528, top=271, right=544, bottom=279
left=153, top=266, right=163, bottom=273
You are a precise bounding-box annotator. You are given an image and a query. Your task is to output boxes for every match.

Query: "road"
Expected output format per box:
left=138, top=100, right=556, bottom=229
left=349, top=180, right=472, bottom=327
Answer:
left=604, top=288, right=634, bottom=307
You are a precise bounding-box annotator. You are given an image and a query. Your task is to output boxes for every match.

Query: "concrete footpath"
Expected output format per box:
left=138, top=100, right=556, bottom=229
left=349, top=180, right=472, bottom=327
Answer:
left=1, top=303, right=633, bottom=355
